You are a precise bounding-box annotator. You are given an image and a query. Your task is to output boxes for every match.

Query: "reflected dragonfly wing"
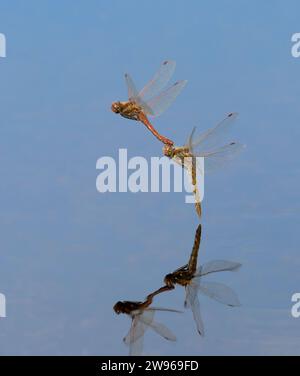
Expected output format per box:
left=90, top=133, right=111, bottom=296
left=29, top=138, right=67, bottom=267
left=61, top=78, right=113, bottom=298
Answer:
left=129, top=335, right=143, bottom=356
left=124, top=73, right=139, bottom=101
left=143, top=80, right=187, bottom=117
left=139, top=311, right=177, bottom=342
left=146, top=307, right=182, bottom=313
left=198, top=281, right=241, bottom=307
left=138, top=60, right=176, bottom=102
left=123, top=308, right=180, bottom=349
left=123, top=314, right=147, bottom=356
left=195, top=260, right=242, bottom=277
left=184, top=281, right=198, bottom=308
left=188, top=112, right=239, bottom=154
left=185, top=282, right=205, bottom=336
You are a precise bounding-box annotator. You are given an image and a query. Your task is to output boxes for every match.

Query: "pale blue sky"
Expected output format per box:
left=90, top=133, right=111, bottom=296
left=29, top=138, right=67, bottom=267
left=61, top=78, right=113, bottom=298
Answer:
left=0, top=0, right=300, bottom=355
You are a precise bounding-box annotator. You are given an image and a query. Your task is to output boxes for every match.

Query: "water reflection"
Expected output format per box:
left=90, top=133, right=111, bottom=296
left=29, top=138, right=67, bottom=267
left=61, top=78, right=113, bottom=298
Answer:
left=112, top=63, right=244, bottom=355
left=113, top=285, right=179, bottom=356
left=165, top=224, right=241, bottom=336
left=114, top=224, right=241, bottom=354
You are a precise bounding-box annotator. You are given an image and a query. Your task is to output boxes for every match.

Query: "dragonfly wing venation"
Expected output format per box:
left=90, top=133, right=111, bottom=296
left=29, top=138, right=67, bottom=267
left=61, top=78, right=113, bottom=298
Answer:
left=129, top=324, right=144, bottom=356
left=143, top=80, right=187, bottom=117
left=199, top=142, right=245, bottom=172
left=123, top=315, right=146, bottom=356
left=138, top=60, right=176, bottom=102
left=185, top=113, right=245, bottom=173
left=124, top=313, right=149, bottom=345
left=124, top=73, right=139, bottom=101
left=188, top=113, right=238, bottom=154
left=139, top=313, right=177, bottom=342
left=184, top=281, right=199, bottom=308
left=198, top=281, right=241, bottom=307
left=197, top=260, right=242, bottom=277
left=185, top=283, right=205, bottom=336
left=146, top=307, right=183, bottom=314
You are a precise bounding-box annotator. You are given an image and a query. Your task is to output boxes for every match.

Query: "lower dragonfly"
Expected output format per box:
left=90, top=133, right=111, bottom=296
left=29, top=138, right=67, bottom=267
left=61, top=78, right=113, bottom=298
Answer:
left=164, top=224, right=241, bottom=336
left=163, top=112, right=245, bottom=218
left=114, top=285, right=180, bottom=356
left=111, top=60, right=187, bottom=145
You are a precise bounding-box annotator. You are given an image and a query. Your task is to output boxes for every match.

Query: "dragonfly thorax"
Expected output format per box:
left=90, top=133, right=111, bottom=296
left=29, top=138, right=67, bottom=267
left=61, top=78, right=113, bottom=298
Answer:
left=164, top=270, right=194, bottom=288
left=111, top=100, right=142, bottom=121
left=113, top=299, right=149, bottom=315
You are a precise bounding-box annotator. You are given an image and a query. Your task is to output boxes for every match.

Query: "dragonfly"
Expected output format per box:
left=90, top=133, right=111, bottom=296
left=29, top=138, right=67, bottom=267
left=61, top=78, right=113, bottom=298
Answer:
left=164, top=224, right=241, bottom=336
left=163, top=112, right=245, bottom=218
left=113, top=285, right=180, bottom=356
left=111, top=60, right=187, bottom=146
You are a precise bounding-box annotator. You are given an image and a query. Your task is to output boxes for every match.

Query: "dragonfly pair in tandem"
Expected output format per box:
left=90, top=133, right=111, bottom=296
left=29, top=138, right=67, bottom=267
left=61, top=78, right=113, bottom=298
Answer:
left=114, top=224, right=241, bottom=356
left=111, top=60, right=245, bottom=218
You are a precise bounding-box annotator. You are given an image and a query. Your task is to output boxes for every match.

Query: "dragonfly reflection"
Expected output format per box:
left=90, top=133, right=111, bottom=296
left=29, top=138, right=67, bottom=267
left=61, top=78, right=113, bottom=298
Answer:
left=163, top=112, right=245, bottom=218
left=164, top=224, right=241, bottom=335
left=111, top=60, right=187, bottom=145
left=114, top=285, right=180, bottom=356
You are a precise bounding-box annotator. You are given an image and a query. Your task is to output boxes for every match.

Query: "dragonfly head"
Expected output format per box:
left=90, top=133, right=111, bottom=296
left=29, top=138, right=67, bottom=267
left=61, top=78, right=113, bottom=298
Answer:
left=111, top=101, right=122, bottom=114
left=164, top=273, right=176, bottom=288
left=162, top=145, right=174, bottom=158
left=113, top=301, right=126, bottom=314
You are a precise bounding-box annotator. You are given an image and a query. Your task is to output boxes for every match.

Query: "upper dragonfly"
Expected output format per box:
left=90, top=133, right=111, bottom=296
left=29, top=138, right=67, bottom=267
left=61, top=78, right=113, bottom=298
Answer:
left=164, top=224, right=241, bottom=336
left=163, top=112, right=245, bottom=218
left=114, top=285, right=179, bottom=356
left=111, top=60, right=187, bottom=146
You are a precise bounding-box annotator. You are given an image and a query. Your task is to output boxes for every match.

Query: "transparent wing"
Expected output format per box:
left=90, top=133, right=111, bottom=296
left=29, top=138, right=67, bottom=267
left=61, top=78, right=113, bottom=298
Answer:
left=123, top=315, right=146, bottom=356
left=184, top=281, right=198, bottom=308
left=188, top=113, right=239, bottom=154
left=196, top=260, right=242, bottom=277
left=198, top=281, right=241, bottom=307
left=146, top=307, right=182, bottom=314
left=185, top=282, right=205, bottom=336
left=129, top=335, right=143, bottom=356
left=142, top=80, right=187, bottom=117
left=139, top=312, right=177, bottom=341
left=124, top=73, right=139, bottom=101
left=123, top=314, right=149, bottom=344
left=138, top=60, right=176, bottom=101
left=199, top=142, right=245, bottom=172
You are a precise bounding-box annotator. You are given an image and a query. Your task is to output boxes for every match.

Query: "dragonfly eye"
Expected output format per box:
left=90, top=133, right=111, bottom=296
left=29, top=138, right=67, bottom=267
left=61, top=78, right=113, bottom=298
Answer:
left=164, top=274, right=174, bottom=287
left=163, top=145, right=173, bottom=157
left=113, top=301, right=124, bottom=314
left=111, top=102, right=121, bottom=113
